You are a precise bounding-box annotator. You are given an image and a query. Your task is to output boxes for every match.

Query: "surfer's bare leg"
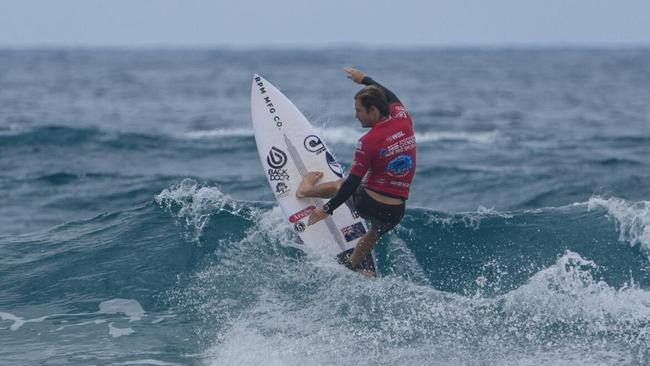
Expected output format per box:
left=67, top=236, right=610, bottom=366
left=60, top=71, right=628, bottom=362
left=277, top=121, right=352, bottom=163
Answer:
left=296, top=171, right=343, bottom=199
left=350, top=226, right=379, bottom=269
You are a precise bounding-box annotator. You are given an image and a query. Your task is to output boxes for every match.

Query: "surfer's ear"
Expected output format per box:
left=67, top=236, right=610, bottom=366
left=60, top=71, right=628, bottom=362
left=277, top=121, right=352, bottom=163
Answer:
left=369, top=105, right=383, bottom=119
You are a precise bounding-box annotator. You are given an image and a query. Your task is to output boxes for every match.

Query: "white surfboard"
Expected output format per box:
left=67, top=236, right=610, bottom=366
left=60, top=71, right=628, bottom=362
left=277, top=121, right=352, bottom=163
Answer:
left=250, top=74, right=376, bottom=274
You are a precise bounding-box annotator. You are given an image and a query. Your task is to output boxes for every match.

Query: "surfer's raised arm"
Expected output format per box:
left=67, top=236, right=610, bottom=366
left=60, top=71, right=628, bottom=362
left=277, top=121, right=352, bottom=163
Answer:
left=344, top=67, right=402, bottom=105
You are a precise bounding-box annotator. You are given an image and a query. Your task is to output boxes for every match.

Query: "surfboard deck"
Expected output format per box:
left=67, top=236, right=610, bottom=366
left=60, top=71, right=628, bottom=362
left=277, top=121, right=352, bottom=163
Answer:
left=250, top=74, right=377, bottom=276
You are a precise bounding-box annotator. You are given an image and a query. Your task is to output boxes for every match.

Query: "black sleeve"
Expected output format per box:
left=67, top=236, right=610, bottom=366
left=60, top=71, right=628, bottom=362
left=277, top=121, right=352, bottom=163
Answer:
left=322, top=174, right=362, bottom=215
left=361, top=76, right=401, bottom=105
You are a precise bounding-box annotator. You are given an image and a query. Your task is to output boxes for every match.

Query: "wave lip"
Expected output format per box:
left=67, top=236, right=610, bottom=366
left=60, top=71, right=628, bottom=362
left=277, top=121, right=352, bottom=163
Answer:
left=155, top=178, right=258, bottom=241
left=588, top=196, right=650, bottom=257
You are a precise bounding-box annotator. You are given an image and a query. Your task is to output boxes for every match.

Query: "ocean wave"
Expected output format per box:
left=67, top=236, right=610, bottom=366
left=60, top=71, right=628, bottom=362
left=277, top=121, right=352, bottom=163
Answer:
left=2, top=189, right=650, bottom=365
left=154, top=179, right=260, bottom=241
left=588, top=195, right=650, bottom=257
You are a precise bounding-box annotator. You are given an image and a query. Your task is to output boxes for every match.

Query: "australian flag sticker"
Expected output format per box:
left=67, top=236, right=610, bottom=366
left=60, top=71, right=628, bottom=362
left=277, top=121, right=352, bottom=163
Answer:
left=341, top=222, right=366, bottom=242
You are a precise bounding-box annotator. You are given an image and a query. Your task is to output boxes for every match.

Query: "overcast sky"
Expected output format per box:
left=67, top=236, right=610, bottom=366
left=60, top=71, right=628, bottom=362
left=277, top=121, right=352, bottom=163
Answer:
left=1, top=0, right=649, bottom=48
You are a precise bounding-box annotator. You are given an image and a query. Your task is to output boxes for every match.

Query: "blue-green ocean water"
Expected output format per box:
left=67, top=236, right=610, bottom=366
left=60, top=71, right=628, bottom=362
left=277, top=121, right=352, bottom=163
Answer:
left=1, top=49, right=650, bottom=365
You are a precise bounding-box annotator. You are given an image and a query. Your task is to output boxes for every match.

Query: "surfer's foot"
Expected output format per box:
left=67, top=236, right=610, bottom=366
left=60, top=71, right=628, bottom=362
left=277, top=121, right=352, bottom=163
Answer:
left=296, top=171, right=324, bottom=198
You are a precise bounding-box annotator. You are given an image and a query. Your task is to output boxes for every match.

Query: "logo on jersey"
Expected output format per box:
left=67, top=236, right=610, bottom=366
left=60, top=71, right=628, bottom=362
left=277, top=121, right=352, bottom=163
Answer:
left=326, top=151, right=343, bottom=178
left=304, top=135, right=326, bottom=154
left=355, top=140, right=363, bottom=151
left=385, top=154, right=414, bottom=177
left=266, top=146, right=287, bottom=169
left=387, top=131, right=406, bottom=142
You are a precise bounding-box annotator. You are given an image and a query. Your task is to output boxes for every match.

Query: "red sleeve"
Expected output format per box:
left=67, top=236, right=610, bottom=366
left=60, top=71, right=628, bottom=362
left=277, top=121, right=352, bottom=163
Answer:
left=349, top=138, right=371, bottom=178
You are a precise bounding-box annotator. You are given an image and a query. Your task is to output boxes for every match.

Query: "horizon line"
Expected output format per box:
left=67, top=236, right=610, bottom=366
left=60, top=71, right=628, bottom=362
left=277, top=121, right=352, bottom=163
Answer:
left=1, top=41, right=650, bottom=51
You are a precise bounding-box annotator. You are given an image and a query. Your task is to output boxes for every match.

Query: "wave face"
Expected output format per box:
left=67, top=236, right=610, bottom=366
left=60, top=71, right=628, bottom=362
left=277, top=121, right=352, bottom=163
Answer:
left=1, top=181, right=649, bottom=365
left=2, top=48, right=650, bottom=365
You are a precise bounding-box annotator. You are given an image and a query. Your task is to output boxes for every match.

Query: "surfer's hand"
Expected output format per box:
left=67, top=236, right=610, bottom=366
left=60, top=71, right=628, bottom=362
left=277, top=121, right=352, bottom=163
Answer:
left=344, top=67, right=365, bottom=84
left=307, top=207, right=328, bottom=226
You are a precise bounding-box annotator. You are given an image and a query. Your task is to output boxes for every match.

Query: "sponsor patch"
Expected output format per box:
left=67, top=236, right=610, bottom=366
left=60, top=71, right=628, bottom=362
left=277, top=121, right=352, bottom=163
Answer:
left=294, top=221, right=306, bottom=233
left=289, top=205, right=316, bottom=223
left=268, top=168, right=289, bottom=181
left=275, top=182, right=290, bottom=196
left=325, top=151, right=343, bottom=178
left=355, top=140, right=363, bottom=151
left=267, top=146, right=287, bottom=169
left=385, top=154, right=414, bottom=177
left=341, top=222, right=367, bottom=242
left=304, top=135, right=326, bottom=154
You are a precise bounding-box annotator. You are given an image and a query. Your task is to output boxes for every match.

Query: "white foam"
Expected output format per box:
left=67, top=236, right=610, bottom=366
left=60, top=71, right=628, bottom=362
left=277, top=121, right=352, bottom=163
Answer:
left=416, top=129, right=499, bottom=144
left=0, top=311, right=26, bottom=331
left=99, top=299, right=145, bottom=322
left=155, top=179, right=255, bottom=240
left=108, top=322, right=135, bottom=338
left=116, top=360, right=182, bottom=366
left=316, top=125, right=363, bottom=145
left=383, top=234, right=431, bottom=286
left=1, top=298, right=145, bottom=337
left=55, top=319, right=106, bottom=331
left=151, top=314, right=176, bottom=324
left=176, top=124, right=498, bottom=146
left=181, top=128, right=254, bottom=140
left=504, top=251, right=650, bottom=321
left=427, top=205, right=514, bottom=230
left=587, top=196, right=650, bottom=256
left=196, top=242, right=650, bottom=365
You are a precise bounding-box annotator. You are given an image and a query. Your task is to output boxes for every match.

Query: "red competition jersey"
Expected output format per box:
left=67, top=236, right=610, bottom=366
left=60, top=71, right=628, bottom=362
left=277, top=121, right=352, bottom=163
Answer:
left=349, top=102, right=416, bottom=199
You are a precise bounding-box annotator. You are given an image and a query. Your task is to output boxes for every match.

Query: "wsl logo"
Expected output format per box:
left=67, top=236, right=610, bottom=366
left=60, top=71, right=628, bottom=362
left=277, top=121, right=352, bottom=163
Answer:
left=267, top=146, right=287, bottom=169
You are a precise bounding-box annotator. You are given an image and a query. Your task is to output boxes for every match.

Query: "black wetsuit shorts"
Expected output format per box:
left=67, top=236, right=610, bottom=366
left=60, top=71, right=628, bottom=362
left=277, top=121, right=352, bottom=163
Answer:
left=346, top=186, right=405, bottom=237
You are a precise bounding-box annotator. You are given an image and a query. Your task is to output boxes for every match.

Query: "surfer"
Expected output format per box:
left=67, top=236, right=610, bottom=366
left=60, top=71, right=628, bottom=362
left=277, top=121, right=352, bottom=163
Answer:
left=297, top=67, right=416, bottom=273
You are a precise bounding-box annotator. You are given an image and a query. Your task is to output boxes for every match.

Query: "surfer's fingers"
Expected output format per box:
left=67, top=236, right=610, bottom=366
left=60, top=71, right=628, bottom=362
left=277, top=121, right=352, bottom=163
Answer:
left=343, top=67, right=357, bottom=79
left=307, top=210, right=325, bottom=225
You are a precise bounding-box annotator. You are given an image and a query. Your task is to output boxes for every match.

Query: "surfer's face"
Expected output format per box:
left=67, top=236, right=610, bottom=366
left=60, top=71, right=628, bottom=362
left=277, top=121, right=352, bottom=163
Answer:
left=354, top=99, right=380, bottom=128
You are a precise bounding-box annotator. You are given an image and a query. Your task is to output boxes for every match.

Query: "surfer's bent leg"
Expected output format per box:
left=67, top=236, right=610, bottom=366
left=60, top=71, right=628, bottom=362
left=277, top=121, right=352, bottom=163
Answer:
left=349, top=226, right=379, bottom=268
left=296, top=171, right=343, bottom=199
left=349, top=189, right=406, bottom=268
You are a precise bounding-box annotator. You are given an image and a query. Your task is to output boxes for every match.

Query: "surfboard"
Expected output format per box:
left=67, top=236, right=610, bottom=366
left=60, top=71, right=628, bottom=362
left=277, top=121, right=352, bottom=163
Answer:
left=250, top=74, right=377, bottom=275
